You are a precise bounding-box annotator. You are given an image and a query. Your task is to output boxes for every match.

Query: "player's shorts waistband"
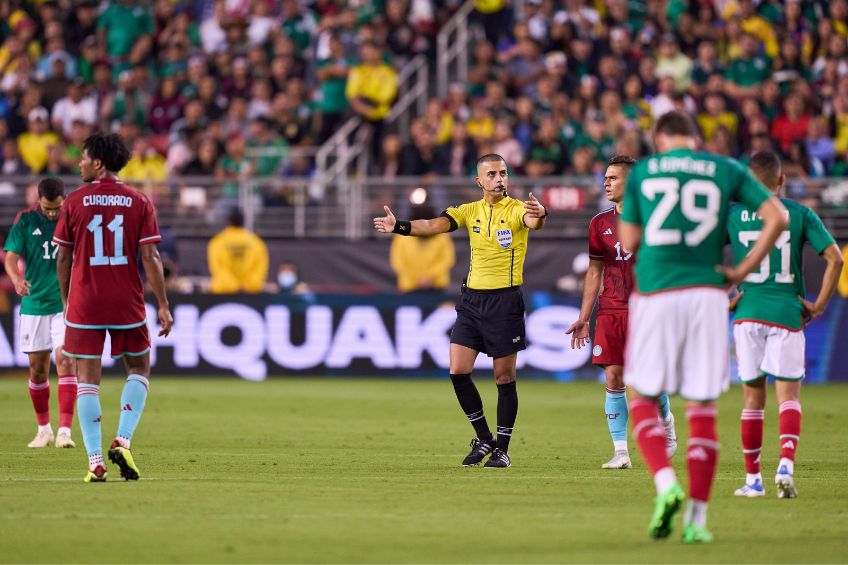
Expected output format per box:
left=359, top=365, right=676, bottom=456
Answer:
left=463, top=285, right=521, bottom=294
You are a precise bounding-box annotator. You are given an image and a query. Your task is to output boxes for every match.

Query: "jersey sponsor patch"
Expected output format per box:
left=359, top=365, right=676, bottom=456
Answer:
left=496, top=228, right=512, bottom=248
left=593, top=344, right=602, bottom=356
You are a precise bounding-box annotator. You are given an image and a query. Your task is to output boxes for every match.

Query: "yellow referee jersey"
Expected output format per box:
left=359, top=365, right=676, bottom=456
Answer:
left=443, top=196, right=529, bottom=290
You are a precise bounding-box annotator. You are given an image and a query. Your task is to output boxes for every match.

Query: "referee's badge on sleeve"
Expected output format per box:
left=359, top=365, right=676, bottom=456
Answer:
left=497, top=229, right=512, bottom=248
left=593, top=345, right=602, bottom=356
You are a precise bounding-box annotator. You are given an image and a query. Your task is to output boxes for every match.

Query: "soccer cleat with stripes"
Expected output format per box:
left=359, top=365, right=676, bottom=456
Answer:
left=483, top=448, right=511, bottom=468
left=682, top=523, right=714, bottom=544
left=83, top=465, right=107, bottom=483
left=601, top=451, right=632, bottom=469
left=108, top=441, right=140, bottom=481
left=27, top=429, right=54, bottom=448
left=734, top=479, right=765, bottom=497
left=775, top=466, right=797, bottom=499
left=648, top=482, right=685, bottom=539
left=462, top=437, right=496, bottom=466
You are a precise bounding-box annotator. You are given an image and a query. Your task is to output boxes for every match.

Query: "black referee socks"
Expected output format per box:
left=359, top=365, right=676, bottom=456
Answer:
left=450, top=374, right=493, bottom=440
left=496, top=381, right=518, bottom=452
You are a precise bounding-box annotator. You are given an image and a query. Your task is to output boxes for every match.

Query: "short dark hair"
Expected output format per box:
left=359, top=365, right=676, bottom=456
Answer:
left=608, top=155, right=637, bottom=168
left=83, top=133, right=131, bottom=172
left=748, top=150, right=782, bottom=189
left=227, top=208, right=244, bottom=228
left=476, top=153, right=506, bottom=168
left=654, top=110, right=699, bottom=137
left=37, top=177, right=65, bottom=200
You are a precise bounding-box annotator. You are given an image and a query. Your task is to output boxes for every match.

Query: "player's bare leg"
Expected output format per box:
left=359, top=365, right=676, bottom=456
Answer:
left=628, top=390, right=684, bottom=539
left=602, top=364, right=631, bottom=469
left=108, top=353, right=152, bottom=481
left=774, top=379, right=802, bottom=499
left=736, top=378, right=766, bottom=497
left=54, top=346, right=76, bottom=448
left=483, top=353, right=517, bottom=468
left=449, top=343, right=495, bottom=466
left=76, top=358, right=106, bottom=482
left=26, top=351, right=53, bottom=448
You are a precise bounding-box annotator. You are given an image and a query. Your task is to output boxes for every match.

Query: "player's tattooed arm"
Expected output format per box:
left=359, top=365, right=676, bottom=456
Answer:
left=56, top=246, right=72, bottom=309
left=799, top=244, right=844, bottom=326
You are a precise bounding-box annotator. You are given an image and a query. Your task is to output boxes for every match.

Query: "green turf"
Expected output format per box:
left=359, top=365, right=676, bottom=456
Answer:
left=1, top=377, right=847, bottom=564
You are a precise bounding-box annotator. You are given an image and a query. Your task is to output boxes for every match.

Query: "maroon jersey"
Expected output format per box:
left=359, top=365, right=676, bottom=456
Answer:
left=53, top=178, right=161, bottom=328
left=588, top=207, right=633, bottom=311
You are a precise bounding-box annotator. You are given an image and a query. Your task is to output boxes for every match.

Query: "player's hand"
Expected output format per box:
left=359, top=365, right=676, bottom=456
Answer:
left=373, top=205, right=397, bottom=233
left=157, top=306, right=174, bottom=337
left=523, top=192, right=546, bottom=218
left=565, top=319, right=590, bottom=349
left=716, top=265, right=746, bottom=285
left=799, top=296, right=823, bottom=327
left=14, top=279, right=31, bottom=297
left=729, top=291, right=744, bottom=312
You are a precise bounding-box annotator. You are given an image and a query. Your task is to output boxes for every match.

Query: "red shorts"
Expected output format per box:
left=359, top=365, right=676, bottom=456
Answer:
left=64, top=324, right=151, bottom=359
left=592, top=309, right=627, bottom=367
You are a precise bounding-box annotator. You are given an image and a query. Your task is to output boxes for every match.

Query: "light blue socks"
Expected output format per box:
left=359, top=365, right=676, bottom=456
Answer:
left=116, top=374, right=149, bottom=446
left=605, top=387, right=628, bottom=449
left=77, top=383, right=103, bottom=467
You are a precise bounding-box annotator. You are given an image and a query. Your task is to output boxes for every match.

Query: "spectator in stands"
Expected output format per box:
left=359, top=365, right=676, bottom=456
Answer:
left=180, top=138, right=220, bottom=177
left=248, top=116, right=287, bottom=177
left=806, top=117, right=837, bottom=175
left=655, top=32, right=693, bottom=92
left=51, top=78, right=97, bottom=139
left=389, top=203, right=455, bottom=294
left=122, top=136, right=167, bottom=185
left=372, top=133, right=402, bottom=179
left=526, top=117, right=566, bottom=177
left=17, top=107, right=59, bottom=174
left=97, top=0, right=154, bottom=79
left=315, top=33, right=351, bottom=143
left=345, top=41, right=398, bottom=159
left=437, top=123, right=478, bottom=178
left=491, top=119, right=524, bottom=172
left=698, top=92, right=739, bottom=142
left=207, top=208, right=269, bottom=294
left=43, top=143, right=71, bottom=176
left=2, top=138, right=29, bottom=175
left=466, top=96, right=494, bottom=147
left=401, top=119, right=442, bottom=178
left=772, top=93, right=811, bottom=154
left=726, top=33, right=771, bottom=99
left=471, top=0, right=512, bottom=46
left=274, top=261, right=312, bottom=295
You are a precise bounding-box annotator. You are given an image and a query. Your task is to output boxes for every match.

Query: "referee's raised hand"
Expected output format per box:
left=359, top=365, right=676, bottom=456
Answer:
left=373, top=205, right=397, bottom=233
left=523, top=192, right=546, bottom=218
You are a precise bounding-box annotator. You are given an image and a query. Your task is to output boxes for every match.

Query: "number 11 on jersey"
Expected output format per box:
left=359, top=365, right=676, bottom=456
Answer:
left=87, top=214, right=127, bottom=266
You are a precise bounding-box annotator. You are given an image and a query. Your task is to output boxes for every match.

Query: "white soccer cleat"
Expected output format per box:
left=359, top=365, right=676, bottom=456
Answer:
left=27, top=429, right=54, bottom=448
left=663, top=413, right=678, bottom=457
left=601, top=451, right=632, bottom=469
left=55, top=431, right=76, bottom=448
left=734, top=479, right=765, bottom=497
left=775, top=466, right=797, bottom=499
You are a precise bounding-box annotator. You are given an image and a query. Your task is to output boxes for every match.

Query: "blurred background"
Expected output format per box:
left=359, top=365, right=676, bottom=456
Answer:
left=0, top=0, right=846, bottom=380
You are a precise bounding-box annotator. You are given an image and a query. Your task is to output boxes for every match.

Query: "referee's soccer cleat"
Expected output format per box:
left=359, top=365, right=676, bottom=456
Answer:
left=775, top=466, right=797, bottom=499
left=483, top=448, right=511, bottom=468
left=682, top=523, right=714, bottom=544
left=648, top=482, right=685, bottom=539
left=27, top=429, right=54, bottom=448
left=734, top=479, right=765, bottom=497
left=54, top=431, right=76, bottom=448
left=663, top=414, right=678, bottom=457
left=83, top=465, right=107, bottom=483
left=108, top=441, right=140, bottom=481
left=601, top=451, right=632, bottom=469
left=462, top=437, right=496, bottom=466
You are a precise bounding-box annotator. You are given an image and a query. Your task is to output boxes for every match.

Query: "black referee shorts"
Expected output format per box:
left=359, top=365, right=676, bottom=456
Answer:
left=451, top=286, right=526, bottom=358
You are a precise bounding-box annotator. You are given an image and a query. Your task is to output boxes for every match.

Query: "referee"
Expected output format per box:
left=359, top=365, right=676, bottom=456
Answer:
left=373, top=153, right=547, bottom=468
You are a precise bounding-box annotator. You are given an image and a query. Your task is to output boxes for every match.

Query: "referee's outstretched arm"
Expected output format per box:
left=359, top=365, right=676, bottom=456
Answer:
left=373, top=206, right=451, bottom=236
left=522, top=192, right=547, bottom=230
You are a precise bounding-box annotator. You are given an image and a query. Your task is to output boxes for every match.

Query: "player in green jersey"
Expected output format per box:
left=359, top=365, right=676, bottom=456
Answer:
left=727, top=151, right=843, bottom=500
left=618, top=111, right=788, bottom=543
left=3, top=178, right=77, bottom=449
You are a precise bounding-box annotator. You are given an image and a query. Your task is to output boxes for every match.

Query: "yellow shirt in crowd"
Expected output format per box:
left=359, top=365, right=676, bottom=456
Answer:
left=207, top=226, right=269, bottom=294
left=390, top=233, right=456, bottom=293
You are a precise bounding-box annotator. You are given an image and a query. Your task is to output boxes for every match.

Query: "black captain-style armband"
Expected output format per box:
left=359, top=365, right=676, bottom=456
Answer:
left=393, top=220, right=413, bottom=235
left=439, top=211, right=459, bottom=232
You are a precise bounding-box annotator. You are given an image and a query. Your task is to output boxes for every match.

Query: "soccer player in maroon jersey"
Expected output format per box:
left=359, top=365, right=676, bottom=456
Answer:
left=566, top=155, right=676, bottom=469
left=54, top=133, right=173, bottom=482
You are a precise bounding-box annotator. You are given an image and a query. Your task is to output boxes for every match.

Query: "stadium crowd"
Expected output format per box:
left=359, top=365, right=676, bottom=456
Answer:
left=0, top=0, right=845, bottom=199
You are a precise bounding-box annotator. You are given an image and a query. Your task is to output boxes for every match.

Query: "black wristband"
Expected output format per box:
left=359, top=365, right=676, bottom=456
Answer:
left=540, top=206, right=548, bottom=218
left=392, top=220, right=412, bottom=235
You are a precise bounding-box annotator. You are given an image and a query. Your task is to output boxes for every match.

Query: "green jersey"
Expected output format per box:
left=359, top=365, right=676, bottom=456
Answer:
left=621, top=148, right=771, bottom=293
left=3, top=207, right=63, bottom=315
left=728, top=198, right=835, bottom=330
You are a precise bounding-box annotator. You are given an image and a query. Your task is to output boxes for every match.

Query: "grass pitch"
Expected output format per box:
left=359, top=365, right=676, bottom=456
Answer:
left=1, top=377, right=847, bottom=564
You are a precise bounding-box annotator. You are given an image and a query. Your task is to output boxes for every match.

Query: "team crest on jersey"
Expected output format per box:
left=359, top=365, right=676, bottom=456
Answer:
left=593, top=345, right=602, bottom=356
left=496, top=229, right=512, bottom=248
